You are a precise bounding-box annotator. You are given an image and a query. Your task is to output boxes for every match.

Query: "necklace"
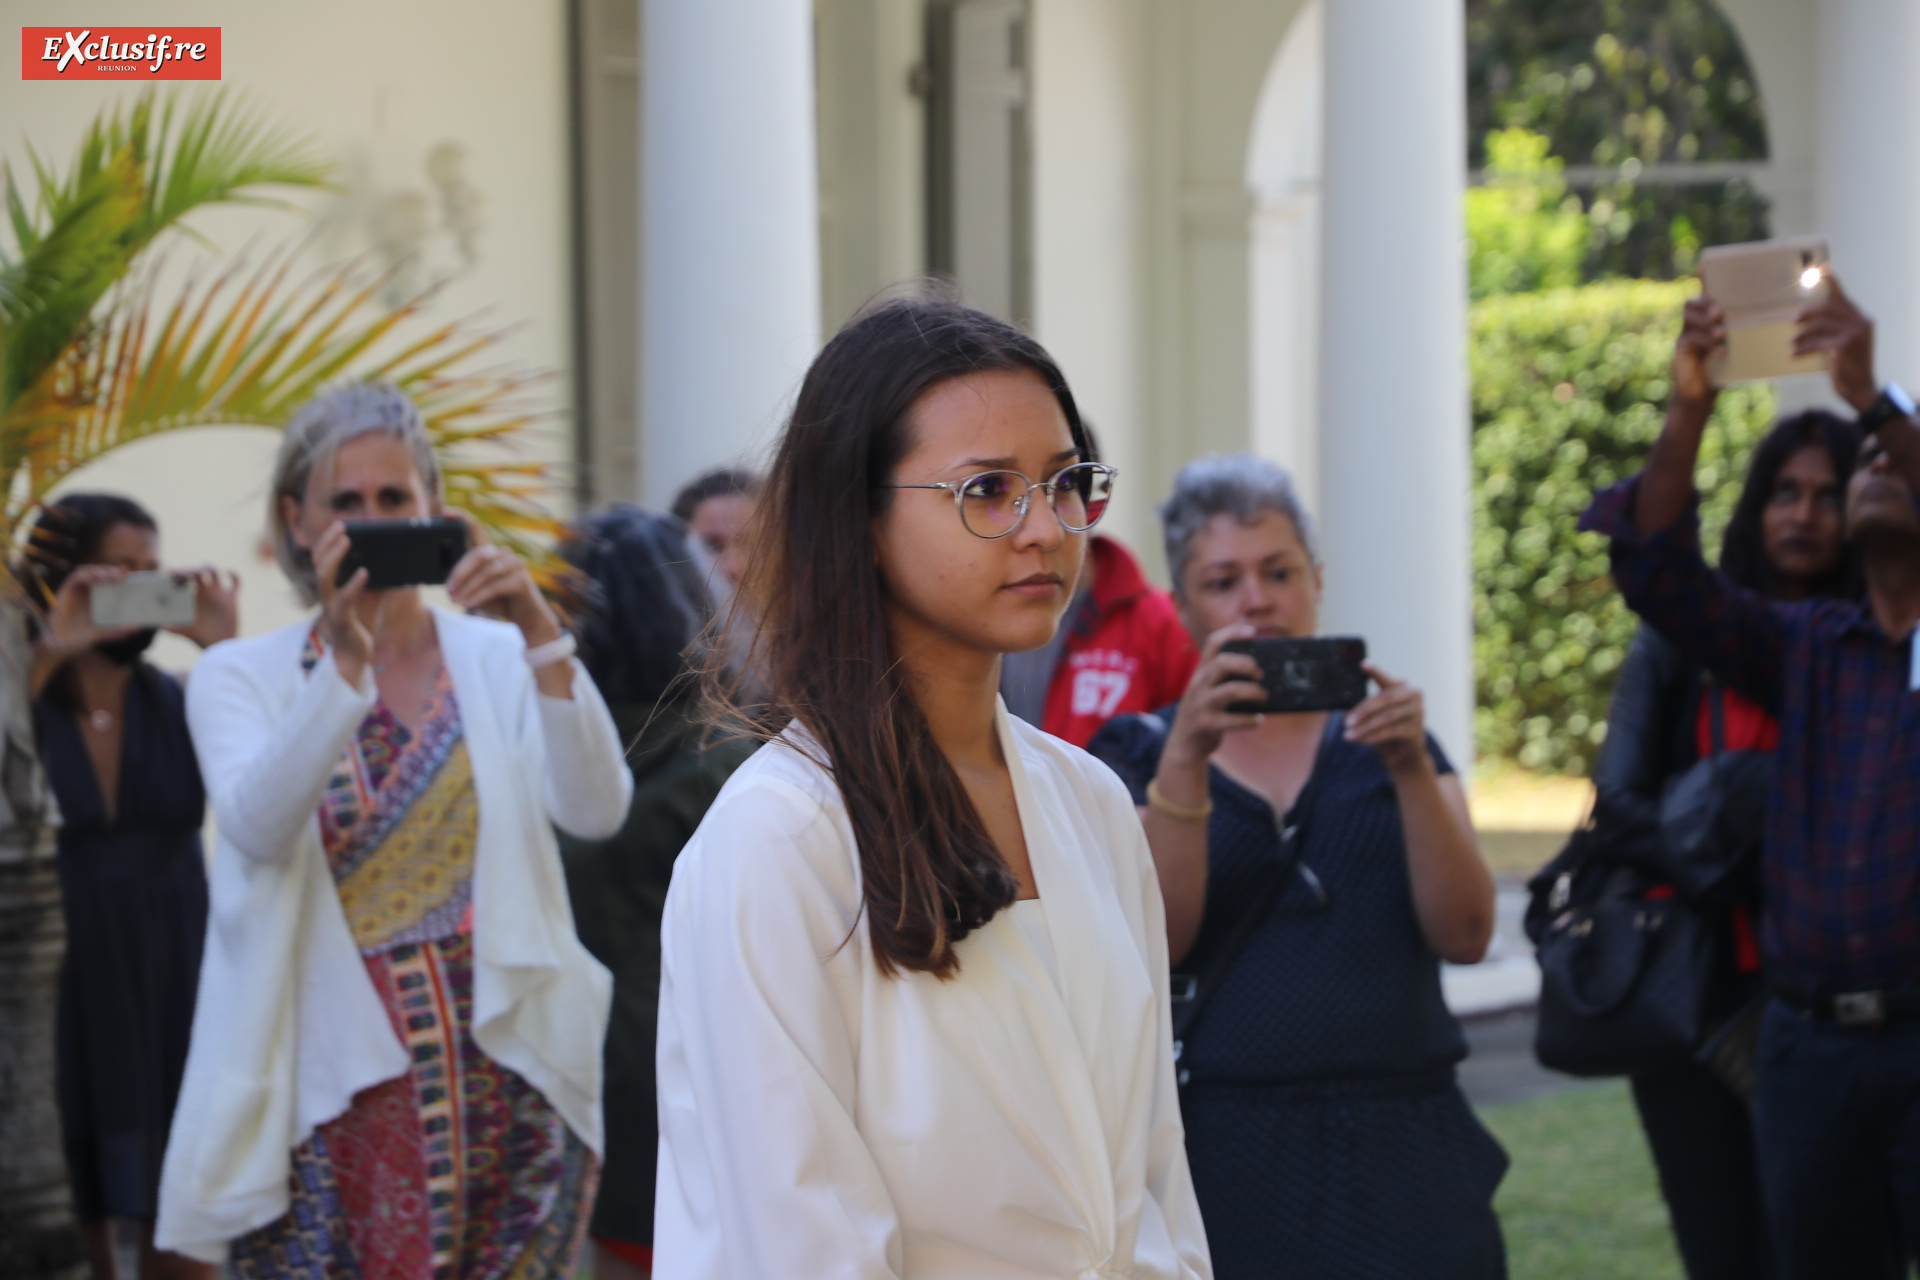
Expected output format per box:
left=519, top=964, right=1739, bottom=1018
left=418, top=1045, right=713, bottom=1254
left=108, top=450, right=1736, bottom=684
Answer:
left=86, top=709, right=114, bottom=733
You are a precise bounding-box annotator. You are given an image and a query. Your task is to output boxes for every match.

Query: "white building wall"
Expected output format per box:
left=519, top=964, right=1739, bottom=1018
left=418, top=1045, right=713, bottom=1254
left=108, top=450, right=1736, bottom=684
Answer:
left=0, top=3, right=573, bottom=664
left=1813, top=0, right=1920, bottom=393
left=1719, top=0, right=1819, bottom=239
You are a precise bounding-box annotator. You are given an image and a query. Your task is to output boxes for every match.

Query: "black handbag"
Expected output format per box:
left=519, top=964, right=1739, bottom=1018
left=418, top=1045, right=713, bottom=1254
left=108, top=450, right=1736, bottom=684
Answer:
left=1654, top=692, right=1771, bottom=901
left=1528, top=684, right=1760, bottom=1078
left=1532, top=860, right=1718, bottom=1076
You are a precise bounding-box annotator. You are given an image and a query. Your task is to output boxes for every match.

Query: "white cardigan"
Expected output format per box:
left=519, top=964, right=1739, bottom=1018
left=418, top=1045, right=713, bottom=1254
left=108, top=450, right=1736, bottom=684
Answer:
left=155, top=609, right=631, bottom=1263
left=654, top=705, right=1212, bottom=1279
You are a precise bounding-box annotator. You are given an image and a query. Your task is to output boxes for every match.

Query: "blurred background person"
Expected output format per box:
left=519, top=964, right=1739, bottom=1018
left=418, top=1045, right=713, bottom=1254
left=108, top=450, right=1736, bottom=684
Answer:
left=999, top=528, right=1198, bottom=747
left=24, top=494, right=237, bottom=1280
left=154, top=383, right=631, bottom=1277
left=1090, top=453, right=1504, bottom=1280
left=672, top=467, right=766, bottom=708
left=556, top=505, right=754, bottom=1280
left=671, top=466, right=761, bottom=592
left=1581, top=279, right=1886, bottom=1280
left=1596, top=405, right=1860, bottom=1280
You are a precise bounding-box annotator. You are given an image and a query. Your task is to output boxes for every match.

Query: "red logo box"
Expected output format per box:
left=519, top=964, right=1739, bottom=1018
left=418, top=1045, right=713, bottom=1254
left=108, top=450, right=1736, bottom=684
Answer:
left=22, top=27, right=221, bottom=80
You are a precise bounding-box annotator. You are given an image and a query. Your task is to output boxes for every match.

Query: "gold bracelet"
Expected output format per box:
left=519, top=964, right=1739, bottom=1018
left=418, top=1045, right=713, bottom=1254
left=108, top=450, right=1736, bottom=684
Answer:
left=1146, top=778, right=1213, bottom=822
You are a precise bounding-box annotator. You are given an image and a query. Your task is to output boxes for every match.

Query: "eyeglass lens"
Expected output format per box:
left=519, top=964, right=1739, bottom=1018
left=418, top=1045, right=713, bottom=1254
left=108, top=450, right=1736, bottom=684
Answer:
left=956, top=464, right=1113, bottom=537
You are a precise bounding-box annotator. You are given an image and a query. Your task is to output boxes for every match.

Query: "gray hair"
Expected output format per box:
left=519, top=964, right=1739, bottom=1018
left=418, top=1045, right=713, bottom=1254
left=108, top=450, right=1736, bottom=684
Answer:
left=269, top=382, right=442, bottom=604
left=1158, top=453, right=1319, bottom=596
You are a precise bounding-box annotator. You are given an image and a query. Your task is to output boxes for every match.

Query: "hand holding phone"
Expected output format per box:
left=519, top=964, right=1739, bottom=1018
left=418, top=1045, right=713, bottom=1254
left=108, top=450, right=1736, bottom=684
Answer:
left=34, top=564, right=134, bottom=661
left=1672, top=295, right=1727, bottom=406
left=440, top=509, right=576, bottom=692
left=1343, top=663, right=1431, bottom=776
left=1154, top=625, right=1272, bottom=772
left=166, top=567, right=241, bottom=649
left=313, top=521, right=373, bottom=687
left=1790, top=273, right=1877, bottom=412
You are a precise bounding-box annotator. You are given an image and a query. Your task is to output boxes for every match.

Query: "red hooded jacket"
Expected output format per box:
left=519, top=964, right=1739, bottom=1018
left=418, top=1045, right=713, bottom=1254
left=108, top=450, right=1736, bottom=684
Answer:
left=1042, top=536, right=1200, bottom=747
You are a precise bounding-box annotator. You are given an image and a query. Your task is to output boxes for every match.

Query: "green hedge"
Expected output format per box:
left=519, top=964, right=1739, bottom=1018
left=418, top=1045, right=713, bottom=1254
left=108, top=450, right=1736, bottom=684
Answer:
left=1472, top=279, right=1777, bottom=774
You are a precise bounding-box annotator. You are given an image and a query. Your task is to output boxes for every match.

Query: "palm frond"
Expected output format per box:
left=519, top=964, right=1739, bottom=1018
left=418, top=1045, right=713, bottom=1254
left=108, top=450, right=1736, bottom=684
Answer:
left=0, top=244, right=567, bottom=583
left=0, top=91, right=566, bottom=604
left=0, top=88, right=329, bottom=417
left=0, top=152, right=145, bottom=414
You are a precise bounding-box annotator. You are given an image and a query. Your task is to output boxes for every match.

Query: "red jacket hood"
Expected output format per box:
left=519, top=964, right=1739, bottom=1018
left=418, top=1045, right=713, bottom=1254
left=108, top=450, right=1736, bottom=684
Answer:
left=1086, top=535, right=1155, bottom=613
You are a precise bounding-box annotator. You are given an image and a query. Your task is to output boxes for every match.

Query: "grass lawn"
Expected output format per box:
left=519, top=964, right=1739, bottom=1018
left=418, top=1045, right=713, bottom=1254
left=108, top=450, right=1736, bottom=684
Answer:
left=1479, top=1080, right=1684, bottom=1280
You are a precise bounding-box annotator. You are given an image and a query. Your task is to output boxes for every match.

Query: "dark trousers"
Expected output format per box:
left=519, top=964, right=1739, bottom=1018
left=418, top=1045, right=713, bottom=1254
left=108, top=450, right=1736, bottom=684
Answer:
left=1632, top=1062, right=1776, bottom=1280
left=1752, top=999, right=1920, bottom=1279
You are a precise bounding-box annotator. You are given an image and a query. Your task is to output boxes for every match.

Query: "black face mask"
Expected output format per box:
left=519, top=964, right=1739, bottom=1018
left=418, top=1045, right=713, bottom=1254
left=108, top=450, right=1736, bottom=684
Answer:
left=94, top=628, right=158, bottom=666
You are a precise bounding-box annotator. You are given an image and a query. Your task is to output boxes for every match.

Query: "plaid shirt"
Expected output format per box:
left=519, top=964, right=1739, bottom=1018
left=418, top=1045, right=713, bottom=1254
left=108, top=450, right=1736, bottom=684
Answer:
left=1582, top=476, right=1920, bottom=990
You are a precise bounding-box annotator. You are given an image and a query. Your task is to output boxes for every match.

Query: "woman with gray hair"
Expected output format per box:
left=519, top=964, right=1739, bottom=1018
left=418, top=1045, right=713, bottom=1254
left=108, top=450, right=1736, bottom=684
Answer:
left=1088, top=453, right=1505, bottom=1279
left=155, top=382, right=632, bottom=1277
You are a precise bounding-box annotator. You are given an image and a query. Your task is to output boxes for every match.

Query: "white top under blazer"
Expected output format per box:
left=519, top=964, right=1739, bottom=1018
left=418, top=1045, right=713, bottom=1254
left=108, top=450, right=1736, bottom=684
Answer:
left=155, top=610, right=631, bottom=1263
left=653, top=702, right=1212, bottom=1279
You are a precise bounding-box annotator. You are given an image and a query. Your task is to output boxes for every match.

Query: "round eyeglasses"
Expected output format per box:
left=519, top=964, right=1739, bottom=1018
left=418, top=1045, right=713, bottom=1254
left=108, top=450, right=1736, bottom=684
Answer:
left=883, top=462, right=1117, bottom=540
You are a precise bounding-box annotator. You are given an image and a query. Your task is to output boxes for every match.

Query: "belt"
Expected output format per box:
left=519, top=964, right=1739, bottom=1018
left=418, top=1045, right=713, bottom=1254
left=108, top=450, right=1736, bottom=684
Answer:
left=1769, top=974, right=1920, bottom=1026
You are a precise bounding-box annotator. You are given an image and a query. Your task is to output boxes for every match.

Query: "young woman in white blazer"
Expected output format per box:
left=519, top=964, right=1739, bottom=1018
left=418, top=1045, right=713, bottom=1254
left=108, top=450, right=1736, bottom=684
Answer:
left=155, top=383, right=631, bottom=1276
left=653, top=299, right=1212, bottom=1279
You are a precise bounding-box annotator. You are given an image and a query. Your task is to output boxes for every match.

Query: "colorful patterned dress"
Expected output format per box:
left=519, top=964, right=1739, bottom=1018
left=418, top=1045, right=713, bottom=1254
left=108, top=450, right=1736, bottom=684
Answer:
left=228, top=648, right=596, bottom=1280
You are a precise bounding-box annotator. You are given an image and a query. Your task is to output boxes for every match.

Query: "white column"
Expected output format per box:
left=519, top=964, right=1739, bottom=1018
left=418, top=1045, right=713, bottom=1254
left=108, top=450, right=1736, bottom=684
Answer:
left=640, top=0, right=822, bottom=508
left=1246, top=0, right=1324, bottom=518
left=1816, top=0, right=1920, bottom=392
left=1316, top=0, right=1473, bottom=762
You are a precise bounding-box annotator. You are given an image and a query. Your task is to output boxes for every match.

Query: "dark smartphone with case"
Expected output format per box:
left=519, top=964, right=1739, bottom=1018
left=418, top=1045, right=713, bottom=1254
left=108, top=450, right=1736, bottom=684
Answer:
left=1222, top=636, right=1370, bottom=714
left=337, top=518, right=469, bottom=589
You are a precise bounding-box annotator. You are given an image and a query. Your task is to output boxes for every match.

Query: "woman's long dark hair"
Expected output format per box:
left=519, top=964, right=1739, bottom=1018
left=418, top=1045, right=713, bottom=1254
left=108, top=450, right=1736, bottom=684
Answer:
left=23, top=492, right=158, bottom=601
left=563, top=505, right=711, bottom=707
left=715, top=297, right=1090, bottom=979
left=1718, top=409, right=1862, bottom=599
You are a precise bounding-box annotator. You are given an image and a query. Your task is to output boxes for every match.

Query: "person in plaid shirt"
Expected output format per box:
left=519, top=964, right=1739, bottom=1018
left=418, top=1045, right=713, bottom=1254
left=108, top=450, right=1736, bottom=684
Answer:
left=1582, top=276, right=1920, bottom=1277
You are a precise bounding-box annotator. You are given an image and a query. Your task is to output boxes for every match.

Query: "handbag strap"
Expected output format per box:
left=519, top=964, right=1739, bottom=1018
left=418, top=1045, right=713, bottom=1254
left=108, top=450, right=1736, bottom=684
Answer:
left=1171, top=713, right=1342, bottom=1058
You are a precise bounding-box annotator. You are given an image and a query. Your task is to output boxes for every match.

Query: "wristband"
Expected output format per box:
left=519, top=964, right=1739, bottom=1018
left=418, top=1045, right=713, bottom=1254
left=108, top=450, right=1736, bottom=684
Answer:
left=1146, top=777, right=1213, bottom=822
left=523, top=631, right=577, bottom=670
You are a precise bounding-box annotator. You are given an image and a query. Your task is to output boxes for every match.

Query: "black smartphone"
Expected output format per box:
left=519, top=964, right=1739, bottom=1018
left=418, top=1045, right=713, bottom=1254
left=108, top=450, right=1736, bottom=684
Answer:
left=337, top=518, right=469, bottom=589
left=1222, top=636, right=1370, bottom=714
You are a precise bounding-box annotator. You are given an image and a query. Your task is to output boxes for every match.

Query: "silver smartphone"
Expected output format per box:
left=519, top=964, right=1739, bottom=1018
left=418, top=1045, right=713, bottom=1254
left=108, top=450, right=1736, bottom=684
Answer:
left=89, top=572, right=197, bottom=629
left=1699, top=236, right=1830, bottom=384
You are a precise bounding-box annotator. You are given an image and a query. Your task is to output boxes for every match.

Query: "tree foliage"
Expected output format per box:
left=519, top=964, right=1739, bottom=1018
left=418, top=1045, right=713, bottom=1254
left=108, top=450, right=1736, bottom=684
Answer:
left=0, top=92, right=328, bottom=432
left=1466, top=0, right=1771, bottom=281
left=1467, top=0, right=1766, bottom=170
left=1472, top=279, right=1775, bottom=773
left=1467, top=129, right=1590, bottom=300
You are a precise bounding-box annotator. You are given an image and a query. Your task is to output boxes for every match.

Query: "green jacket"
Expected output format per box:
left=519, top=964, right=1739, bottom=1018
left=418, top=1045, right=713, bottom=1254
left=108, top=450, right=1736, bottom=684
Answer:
left=557, top=698, right=754, bottom=1246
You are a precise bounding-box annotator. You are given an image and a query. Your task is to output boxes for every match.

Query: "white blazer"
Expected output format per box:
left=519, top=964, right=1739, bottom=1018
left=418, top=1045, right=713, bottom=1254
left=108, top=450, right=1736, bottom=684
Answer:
left=654, top=704, right=1212, bottom=1279
left=156, top=609, right=631, bottom=1263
